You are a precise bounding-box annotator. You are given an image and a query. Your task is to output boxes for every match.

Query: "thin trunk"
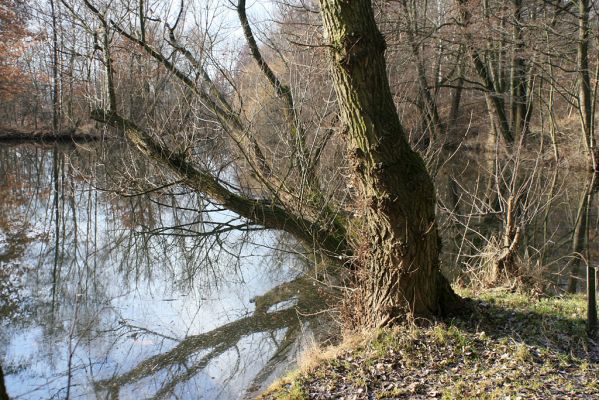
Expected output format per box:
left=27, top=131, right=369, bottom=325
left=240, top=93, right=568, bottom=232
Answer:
left=49, top=0, right=60, bottom=132
left=433, top=0, right=445, bottom=92
left=102, top=26, right=117, bottom=112
left=578, top=0, right=598, bottom=171
left=491, top=195, right=522, bottom=283
left=400, top=0, right=445, bottom=143
left=448, top=46, right=466, bottom=134
left=585, top=172, right=597, bottom=337
left=0, top=364, right=8, bottom=400
left=541, top=168, right=559, bottom=266
left=66, top=50, right=75, bottom=123
left=489, top=6, right=507, bottom=94
left=51, top=145, right=61, bottom=319
left=320, top=0, right=459, bottom=326
left=523, top=64, right=535, bottom=136
left=477, top=59, right=513, bottom=144
left=567, top=175, right=592, bottom=293
left=510, top=0, right=528, bottom=139
left=547, top=66, right=560, bottom=161
left=457, top=0, right=514, bottom=144
left=484, top=96, right=500, bottom=209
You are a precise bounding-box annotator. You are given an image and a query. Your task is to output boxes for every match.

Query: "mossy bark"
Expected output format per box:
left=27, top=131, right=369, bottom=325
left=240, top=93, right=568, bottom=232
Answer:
left=320, top=0, right=460, bottom=325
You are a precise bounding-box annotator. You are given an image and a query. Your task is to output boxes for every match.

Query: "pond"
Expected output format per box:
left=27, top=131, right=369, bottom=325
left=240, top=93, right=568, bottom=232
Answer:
left=0, top=142, right=325, bottom=399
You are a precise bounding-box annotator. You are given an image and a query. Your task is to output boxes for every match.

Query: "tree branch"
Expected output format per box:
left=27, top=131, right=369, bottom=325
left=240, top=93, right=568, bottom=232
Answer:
left=91, top=109, right=348, bottom=257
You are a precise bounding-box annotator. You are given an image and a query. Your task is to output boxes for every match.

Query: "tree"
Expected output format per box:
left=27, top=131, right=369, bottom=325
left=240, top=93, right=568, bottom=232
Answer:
left=319, top=0, right=458, bottom=324
left=576, top=0, right=595, bottom=171
left=69, top=0, right=461, bottom=327
left=48, top=0, right=61, bottom=132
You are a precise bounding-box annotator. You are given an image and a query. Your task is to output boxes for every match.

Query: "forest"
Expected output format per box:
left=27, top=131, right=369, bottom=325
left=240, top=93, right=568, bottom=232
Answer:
left=0, top=0, right=598, bottom=398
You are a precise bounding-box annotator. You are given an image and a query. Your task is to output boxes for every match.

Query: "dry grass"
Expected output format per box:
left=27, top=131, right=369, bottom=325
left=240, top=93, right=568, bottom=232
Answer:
left=260, top=288, right=598, bottom=399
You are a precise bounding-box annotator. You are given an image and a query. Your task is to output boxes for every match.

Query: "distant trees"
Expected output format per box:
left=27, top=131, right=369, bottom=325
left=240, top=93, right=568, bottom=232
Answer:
left=0, top=0, right=34, bottom=124
left=0, top=0, right=29, bottom=99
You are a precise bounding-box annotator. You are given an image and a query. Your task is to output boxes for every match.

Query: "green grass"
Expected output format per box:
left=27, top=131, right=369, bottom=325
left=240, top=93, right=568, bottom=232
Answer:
left=260, top=288, right=598, bottom=399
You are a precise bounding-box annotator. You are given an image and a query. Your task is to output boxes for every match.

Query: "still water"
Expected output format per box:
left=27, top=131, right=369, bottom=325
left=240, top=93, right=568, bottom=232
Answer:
left=0, top=142, right=323, bottom=399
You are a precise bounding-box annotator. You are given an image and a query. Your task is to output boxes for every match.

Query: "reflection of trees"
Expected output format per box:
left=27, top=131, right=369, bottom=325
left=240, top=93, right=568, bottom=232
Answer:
left=0, top=143, right=330, bottom=398
left=94, top=278, right=326, bottom=400
left=0, top=364, right=8, bottom=400
left=0, top=145, right=42, bottom=325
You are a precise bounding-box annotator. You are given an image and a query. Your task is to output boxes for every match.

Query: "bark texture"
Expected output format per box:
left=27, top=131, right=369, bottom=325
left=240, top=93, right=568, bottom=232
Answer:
left=320, top=0, right=459, bottom=325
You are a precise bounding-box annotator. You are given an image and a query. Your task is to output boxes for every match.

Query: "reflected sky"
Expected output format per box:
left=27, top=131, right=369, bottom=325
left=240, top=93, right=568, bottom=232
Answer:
left=0, top=142, right=322, bottom=399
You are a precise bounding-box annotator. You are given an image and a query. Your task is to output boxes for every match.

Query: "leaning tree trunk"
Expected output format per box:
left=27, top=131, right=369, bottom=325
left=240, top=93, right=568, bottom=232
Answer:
left=456, top=0, right=514, bottom=145
left=320, top=0, right=459, bottom=326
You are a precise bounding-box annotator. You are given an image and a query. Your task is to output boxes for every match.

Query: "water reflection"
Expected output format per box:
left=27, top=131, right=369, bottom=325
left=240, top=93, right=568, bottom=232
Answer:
left=0, top=143, right=325, bottom=399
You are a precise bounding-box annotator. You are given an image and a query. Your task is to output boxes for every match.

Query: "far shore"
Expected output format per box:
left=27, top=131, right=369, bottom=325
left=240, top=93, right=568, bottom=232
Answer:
left=0, top=126, right=107, bottom=143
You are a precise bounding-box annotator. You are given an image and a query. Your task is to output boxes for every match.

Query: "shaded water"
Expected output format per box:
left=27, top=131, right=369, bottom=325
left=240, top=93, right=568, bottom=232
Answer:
left=0, top=143, right=323, bottom=399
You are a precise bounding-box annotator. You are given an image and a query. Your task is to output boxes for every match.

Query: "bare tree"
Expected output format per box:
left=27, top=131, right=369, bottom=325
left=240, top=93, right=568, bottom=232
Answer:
left=54, top=0, right=463, bottom=327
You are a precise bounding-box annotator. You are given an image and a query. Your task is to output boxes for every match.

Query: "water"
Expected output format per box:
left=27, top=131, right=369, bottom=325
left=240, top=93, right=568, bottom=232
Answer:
left=0, top=142, right=323, bottom=399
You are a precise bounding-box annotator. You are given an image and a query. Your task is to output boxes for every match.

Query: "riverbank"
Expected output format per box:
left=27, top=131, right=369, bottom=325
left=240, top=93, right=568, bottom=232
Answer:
left=261, top=289, right=599, bottom=399
left=0, top=126, right=103, bottom=142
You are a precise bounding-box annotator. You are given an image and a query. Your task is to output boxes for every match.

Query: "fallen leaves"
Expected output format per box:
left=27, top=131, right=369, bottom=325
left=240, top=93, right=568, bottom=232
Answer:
left=262, top=292, right=599, bottom=400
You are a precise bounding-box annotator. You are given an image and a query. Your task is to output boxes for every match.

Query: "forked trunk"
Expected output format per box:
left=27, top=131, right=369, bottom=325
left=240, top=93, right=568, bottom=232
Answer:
left=320, top=0, right=459, bottom=326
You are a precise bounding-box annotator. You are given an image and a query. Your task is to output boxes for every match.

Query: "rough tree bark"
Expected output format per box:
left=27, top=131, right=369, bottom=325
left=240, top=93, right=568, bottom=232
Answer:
left=320, top=0, right=459, bottom=326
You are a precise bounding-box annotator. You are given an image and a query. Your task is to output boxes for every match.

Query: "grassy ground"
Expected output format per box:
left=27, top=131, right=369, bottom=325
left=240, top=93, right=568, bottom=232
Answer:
left=260, top=288, right=599, bottom=399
